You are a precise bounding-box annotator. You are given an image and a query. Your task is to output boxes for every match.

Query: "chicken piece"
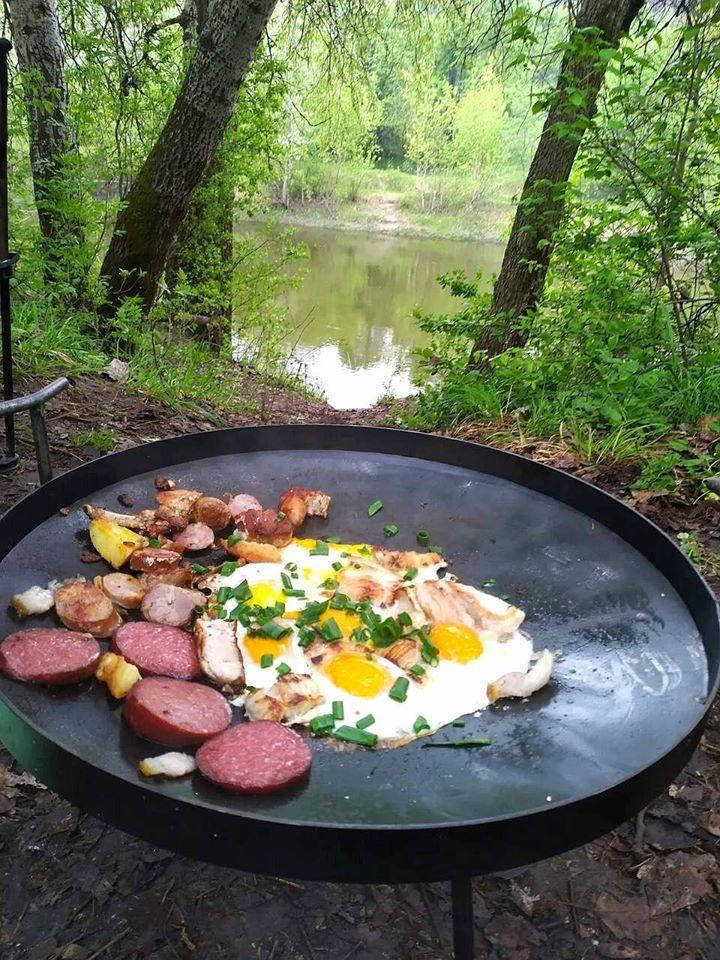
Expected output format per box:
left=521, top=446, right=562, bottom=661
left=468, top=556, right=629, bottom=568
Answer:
left=141, top=584, right=206, bottom=627
left=155, top=489, right=203, bottom=527
left=388, top=586, right=426, bottom=629
left=487, top=649, right=554, bottom=702
left=95, top=651, right=141, bottom=698
left=241, top=509, right=293, bottom=547
left=336, top=560, right=399, bottom=606
left=451, top=583, right=525, bottom=636
left=245, top=673, right=324, bottom=722
left=154, top=475, right=176, bottom=491
left=414, top=580, right=471, bottom=627
left=224, top=539, right=281, bottom=564
left=373, top=548, right=443, bottom=573
left=384, top=638, right=425, bottom=681
left=194, top=616, right=245, bottom=694
left=139, top=752, right=197, bottom=778
left=11, top=585, right=55, bottom=617
left=277, top=486, right=331, bottom=529
left=83, top=504, right=147, bottom=530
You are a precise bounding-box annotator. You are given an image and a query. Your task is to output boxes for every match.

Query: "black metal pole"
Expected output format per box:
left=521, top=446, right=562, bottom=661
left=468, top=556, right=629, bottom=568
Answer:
left=451, top=876, right=475, bottom=960
left=0, top=36, right=17, bottom=469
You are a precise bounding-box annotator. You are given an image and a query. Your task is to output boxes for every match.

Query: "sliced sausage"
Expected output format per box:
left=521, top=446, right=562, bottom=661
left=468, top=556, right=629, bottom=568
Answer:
left=228, top=493, right=263, bottom=522
left=173, top=523, right=214, bottom=552
left=124, top=677, right=231, bottom=747
left=113, top=621, right=201, bottom=679
left=0, top=628, right=100, bottom=685
left=196, top=721, right=312, bottom=795
left=101, top=573, right=145, bottom=610
left=54, top=581, right=122, bottom=637
left=138, top=566, right=194, bottom=591
left=129, top=547, right=182, bottom=574
left=193, top=496, right=232, bottom=532
left=140, top=584, right=206, bottom=628
left=241, top=509, right=293, bottom=547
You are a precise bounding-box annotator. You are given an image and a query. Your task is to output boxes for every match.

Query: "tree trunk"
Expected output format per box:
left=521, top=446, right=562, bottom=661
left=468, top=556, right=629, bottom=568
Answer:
left=7, top=0, right=85, bottom=259
left=99, top=0, right=278, bottom=316
left=470, top=0, right=644, bottom=365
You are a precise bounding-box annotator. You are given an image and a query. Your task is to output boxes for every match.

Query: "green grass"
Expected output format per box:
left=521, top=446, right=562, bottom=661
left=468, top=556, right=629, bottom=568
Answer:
left=73, top=426, right=118, bottom=453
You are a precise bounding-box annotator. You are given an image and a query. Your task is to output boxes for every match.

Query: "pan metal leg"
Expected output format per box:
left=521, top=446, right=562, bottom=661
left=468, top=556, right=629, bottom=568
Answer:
left=451, top=876, right=474, bottom=959
left=29, top=405, right=52, bottom=485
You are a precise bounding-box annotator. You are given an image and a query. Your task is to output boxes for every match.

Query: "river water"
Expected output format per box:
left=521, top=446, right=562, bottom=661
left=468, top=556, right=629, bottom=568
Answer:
left=245, top=223, right=504, bottom=409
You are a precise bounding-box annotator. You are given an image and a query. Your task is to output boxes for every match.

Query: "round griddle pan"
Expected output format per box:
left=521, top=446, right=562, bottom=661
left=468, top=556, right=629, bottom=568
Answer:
left=0, top=426, right=717, bottom=884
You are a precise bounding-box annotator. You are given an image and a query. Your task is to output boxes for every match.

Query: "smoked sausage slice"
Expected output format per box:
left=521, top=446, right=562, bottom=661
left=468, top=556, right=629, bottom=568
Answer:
left=173, top=523, right=214, bottom=552
left=228, top=494, right=262, bottom=522
left=113, top=621, right=201, bottom=679
left=124, top=677, right=231, bottom=746
left=101, top=573, right=145, bottom=609
left=54, top=581, right=122, bottom=637
left=129, top=547, right=182, bottom=574
left=0, top=628, right=100, bottom=685
left=196, top=721, right=312, bottom=794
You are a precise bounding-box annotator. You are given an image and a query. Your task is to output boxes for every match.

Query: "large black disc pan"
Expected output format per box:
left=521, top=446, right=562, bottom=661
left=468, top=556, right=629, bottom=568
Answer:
left=0, top=426, right=717, bottom=883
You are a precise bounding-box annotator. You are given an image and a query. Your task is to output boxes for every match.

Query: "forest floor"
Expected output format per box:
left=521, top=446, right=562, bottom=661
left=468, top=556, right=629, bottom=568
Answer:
left=2, top=373, right=720, bottom=960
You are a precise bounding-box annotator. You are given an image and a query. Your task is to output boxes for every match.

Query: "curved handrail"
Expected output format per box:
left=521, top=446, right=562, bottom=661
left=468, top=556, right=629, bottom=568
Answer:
left=0, top=377, right=69, bottom=415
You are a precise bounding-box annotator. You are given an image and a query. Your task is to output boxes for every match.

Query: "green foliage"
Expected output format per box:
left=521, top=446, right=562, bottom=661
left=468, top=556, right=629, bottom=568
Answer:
left=73, top=426, right=118, bottom=453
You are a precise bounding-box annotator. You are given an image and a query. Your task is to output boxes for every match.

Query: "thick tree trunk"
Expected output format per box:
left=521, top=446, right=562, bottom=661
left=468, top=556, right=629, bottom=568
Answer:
left=99, top=0, right=277, bottom=316
left=471, top=0, right=644, bottom=364
left=7, top=0, right=84, bottom=253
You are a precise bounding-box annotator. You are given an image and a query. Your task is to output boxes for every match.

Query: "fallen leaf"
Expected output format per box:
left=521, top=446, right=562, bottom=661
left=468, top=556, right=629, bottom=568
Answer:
left=485, top=913, right=545, bottom=960
left=644, top=816, right=695, bottom=851
left=597, top=943, right=641, bottom=959
left=509, top=880, right=540, bottom=917
left=637, top=852, right=716, bottom=916
left=700, top=810, right=720, bottom=837
left=631, top=490, right=663, bottom=503
left=594, top=892, right=662, bottom=941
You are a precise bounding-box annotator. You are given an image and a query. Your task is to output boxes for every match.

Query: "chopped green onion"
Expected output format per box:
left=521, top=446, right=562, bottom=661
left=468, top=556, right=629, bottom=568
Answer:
left=320, top=617, right=343, bottom=642
left=413, top=715, right=430, bottom=734
left=216, top=586, right=232, bottom=604
left=367, top=500, right=383, bottom=517
left=331, top=560, right=343, bottom=572
left=227, top=533, right=242, bottom=546
left=281, top=572, right=293, bottom=590
left=283, top=588, right=306, bottom=598
left=422, top=738, right=491, bottom=749
left=429, top=545, right=443, bottom=555
left=148, top=538, right=162, bottom=548
left=389, top=676, right=409, bottom=703
left=452, top=718, right=466, bottom=727
left=403, top=567, right=418, bottom=581
left=383, top=523, right=399, bottom=537
left=329, top=592, right=349, bottom=610
left=501, top=594, right=510, bottom=601
left=356, top=714, right=375, bottom=729
left=416, top=530, right=430, bottom=545
left=193, top=604, right=205, bottom=614
left=310, top=541, right=330, bottom=556
left=397, top=611, right=412, bottom=628
left=310, top=714, right=335, bottom=735
left=410, top=663, right=426, bottom=677
left=326, top=536, right=342, bottom=543
left=321, top=577, right=339, bottom=589
left=234, top=580, right=252, bottom=602
left=260, top=653, right=274, bottom=668
left=256, top=620, right=291, bottom=640
left=276, top=662, right=291, bottom=677
left=482, top=578, right=496, bottom=587
left=298, top=627, right=316, bottom=648
left=220, top=561, right=239, bottom=576
left=285, top=562, right=298, bottom=571
left=333, top=725, right=378, bottom=747
left=332, top=701, right=344, bottom=721
left=191, top=563, right=208, bottom=574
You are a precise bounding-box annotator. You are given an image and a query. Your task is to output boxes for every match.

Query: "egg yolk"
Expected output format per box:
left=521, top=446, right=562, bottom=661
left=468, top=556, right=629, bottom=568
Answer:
left=318, top=608, right=363, bottom=636
left=249, top=582, right=284, bottom=608
left=324, top=653, right=390, bottom=697
left=430, top=623, right=484, bottom=663
left=244, top=635, right=289, bottom=663
left=292, top=537, right=372, bottom=558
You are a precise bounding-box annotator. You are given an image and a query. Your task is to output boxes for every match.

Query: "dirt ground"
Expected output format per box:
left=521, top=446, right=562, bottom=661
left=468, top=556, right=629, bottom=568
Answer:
left=1, top=374, right=720, bottom=960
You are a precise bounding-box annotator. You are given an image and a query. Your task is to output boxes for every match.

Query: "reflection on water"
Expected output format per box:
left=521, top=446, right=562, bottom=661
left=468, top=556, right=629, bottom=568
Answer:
left=244, top=223, right=504, bottom=409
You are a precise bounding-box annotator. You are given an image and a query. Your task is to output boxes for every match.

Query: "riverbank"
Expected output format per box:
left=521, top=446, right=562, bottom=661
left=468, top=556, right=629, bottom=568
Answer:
left=2, top=372, right=720, bottom=960
left=262, top=165, right=516, bottom=242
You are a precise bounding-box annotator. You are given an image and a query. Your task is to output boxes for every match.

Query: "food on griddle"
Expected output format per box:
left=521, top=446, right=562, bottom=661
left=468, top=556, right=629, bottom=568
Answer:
left=99, top=572, right=145, bottom=609
left=11, top=584, right=55, bottom=617
left=139, top=752, right=197, bottom=778
left=124, top=676, right=231, bottom=746
left=54, top=581, right=122, bottom=637
left=0, top=628, right=100, bottom=685
left=113, top=621, right=201, bottom=679
left=192, top=496, right=232, bottom=531
left=87, top=516, right=147, bottom=568
left=95, top=651, right=141, bottom=698
left=173, top=522, right=215, bottom=552
left=1, top=472, right=554, bottom=796
left=140, top=583, right=206, bottom=628
left=195, top=721, right=312, bottom=795
left=193, top=616, right=245, bottom=694
left=228, top=493, right=262, bottom=521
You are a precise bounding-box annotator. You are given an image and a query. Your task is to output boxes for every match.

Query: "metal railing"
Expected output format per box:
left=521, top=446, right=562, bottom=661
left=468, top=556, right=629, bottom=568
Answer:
left=0, top=377, right=69, bottom=484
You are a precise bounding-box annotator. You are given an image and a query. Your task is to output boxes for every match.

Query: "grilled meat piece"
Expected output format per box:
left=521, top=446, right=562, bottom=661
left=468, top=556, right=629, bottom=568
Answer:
left=194, top=616, right=245, bottom=694
left=101, top=573, right=145, bottom=609
left=245, top=673, right=323, bottom=722
left=373, top=548, right=443, bottom=572
left=488, top=649, right=554, bottom=702
left=241, top=509, right=293, bottom=547
left=224, top=539, right=281, bottom=563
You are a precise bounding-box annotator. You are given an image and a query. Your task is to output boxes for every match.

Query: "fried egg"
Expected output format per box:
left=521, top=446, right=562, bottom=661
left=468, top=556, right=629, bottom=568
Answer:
left=213, top=537, right=535, bottom=745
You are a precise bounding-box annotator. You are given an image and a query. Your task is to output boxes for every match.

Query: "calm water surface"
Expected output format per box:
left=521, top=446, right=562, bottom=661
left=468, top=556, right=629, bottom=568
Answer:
left=246, top=224, right=504, bottom=409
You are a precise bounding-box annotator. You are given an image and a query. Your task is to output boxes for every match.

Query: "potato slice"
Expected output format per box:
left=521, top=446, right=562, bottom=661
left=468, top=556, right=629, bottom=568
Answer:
left=95, top=652, right=141, bottom=698
left=88, top=518, right=147, bottom=570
